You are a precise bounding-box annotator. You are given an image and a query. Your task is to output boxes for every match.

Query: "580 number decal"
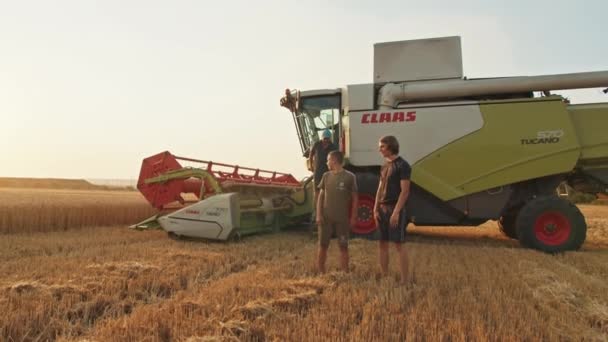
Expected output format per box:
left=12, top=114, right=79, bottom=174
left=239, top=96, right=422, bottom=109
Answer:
left=521, top=130, right=564, bottom=145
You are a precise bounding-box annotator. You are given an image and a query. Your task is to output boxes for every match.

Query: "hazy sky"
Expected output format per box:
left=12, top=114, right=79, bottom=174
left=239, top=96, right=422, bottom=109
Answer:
left=1, top=0, right=607, bottom=180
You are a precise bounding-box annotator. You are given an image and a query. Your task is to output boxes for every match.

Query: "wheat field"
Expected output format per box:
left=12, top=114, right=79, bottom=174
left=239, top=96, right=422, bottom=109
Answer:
left=0, top=187, right=155, bottom=234
left=1, top=188, right=607, bottom=341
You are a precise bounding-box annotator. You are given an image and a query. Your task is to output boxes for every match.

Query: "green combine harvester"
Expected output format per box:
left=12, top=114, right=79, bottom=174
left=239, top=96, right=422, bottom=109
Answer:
left=279, top=36, right=608, bottom=253
left=134, top=36, right=608, bottom=253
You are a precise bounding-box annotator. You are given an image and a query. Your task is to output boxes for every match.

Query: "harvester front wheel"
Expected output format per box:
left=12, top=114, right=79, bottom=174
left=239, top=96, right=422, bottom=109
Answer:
left=516, top=196, right=586, bottom=253
left=351, top=173, right=380, bottom=236
left=498, top=215, right=518, bottom=239
left=498, top=205, right=521, bottom=239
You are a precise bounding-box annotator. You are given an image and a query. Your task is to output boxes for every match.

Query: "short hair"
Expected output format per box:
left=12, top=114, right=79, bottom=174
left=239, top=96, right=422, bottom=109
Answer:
left=328, top=150, right=344, bottom=165
left=380, top=135, right=399, bottom=155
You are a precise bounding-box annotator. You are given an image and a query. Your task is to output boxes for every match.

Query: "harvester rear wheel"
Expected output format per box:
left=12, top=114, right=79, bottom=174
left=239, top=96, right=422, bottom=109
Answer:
left=515, top=196, right=586, bottom=253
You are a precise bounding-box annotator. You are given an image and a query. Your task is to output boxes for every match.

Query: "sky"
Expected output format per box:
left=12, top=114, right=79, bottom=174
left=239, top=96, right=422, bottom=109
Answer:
left=1, top=0, right=607, bottom=181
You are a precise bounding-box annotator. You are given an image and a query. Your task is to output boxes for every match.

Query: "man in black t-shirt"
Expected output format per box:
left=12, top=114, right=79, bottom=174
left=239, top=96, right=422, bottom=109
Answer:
left=373, top=135, right=412, bottom=285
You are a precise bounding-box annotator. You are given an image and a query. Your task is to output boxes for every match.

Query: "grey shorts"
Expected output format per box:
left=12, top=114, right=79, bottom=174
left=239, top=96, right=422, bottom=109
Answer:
left=319, top=219, right=350, bottom=248
left=378, top=204, right=408, bottom=243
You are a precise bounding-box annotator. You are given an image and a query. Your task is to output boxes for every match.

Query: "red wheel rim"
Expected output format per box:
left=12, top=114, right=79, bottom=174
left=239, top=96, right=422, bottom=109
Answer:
left=533, top=211, right=571, bottom=246
left=350, top=194, right=377, bottom=234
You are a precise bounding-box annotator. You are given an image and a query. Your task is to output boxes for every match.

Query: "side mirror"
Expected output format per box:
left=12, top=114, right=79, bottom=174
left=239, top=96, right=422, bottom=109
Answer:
left=280, top=89, right=297, bottom=112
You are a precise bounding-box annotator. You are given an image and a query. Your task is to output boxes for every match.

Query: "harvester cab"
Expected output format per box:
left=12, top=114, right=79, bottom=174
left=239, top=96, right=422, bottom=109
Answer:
left=281, top=36, right=608, bottom=253
left=282, top=89, right=343, bottom=160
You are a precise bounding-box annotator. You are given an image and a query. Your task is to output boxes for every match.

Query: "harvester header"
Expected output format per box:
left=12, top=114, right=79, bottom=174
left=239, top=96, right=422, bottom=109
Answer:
left=137, top=151, right=301, bottom=210
left=133, top=151, right=312, bottom=240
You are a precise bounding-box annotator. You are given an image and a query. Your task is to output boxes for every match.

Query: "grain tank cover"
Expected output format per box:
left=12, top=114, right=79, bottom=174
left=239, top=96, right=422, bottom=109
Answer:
left=374, top=36, right=463, bottom=83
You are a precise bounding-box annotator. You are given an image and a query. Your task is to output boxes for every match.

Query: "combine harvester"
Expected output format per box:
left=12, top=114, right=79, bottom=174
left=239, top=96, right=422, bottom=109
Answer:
left=132, top=151, right=313, bottom=240
left=280, top=36, right=608, bottom=253
left=134, top=36, right=608, bottom=253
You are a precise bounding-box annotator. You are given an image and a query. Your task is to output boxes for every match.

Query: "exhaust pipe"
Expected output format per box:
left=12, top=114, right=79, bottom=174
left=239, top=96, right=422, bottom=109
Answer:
left=378, top=71, right=608, bottom=109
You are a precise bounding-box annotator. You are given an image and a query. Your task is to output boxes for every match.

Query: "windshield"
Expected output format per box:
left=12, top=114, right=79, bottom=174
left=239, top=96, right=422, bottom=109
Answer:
left=295, top=95, right=341, bottom=155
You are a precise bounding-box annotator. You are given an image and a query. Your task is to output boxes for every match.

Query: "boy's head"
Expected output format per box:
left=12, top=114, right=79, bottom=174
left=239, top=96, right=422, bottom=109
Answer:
left=326, top=150, right=344, bottom=171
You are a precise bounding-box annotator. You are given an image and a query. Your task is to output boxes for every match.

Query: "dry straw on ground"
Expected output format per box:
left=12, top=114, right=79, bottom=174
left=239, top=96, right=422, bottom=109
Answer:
left=0, top=204, right=607, bottom=341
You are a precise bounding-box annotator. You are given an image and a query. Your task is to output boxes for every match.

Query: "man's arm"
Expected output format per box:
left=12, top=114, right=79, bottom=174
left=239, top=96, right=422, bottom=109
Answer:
left=308, top=153, right=314, bottom=171
left=390, top=162, right=412, bottom=228
left=373, top=179, right=383, bottom=223
left=307, top=142, right=318, bottom=172
left=389, top=180, right=410, bottom=228
left=393, top=179, right=411, bottom=213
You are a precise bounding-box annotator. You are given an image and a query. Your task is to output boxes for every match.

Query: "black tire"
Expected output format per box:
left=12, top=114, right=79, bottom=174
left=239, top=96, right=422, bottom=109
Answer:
left=498, top=204, right=522, bottom=239
left=515, top=196, right=586, bottom=253
left=230, top=231, right=242, bottom=243
left=498, top=214, right=518, bottom=239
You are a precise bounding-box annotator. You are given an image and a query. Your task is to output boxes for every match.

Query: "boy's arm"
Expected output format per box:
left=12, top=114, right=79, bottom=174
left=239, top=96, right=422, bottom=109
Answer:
left=316, top=189, right=325, bottom=224
left=350, top=176, right=359, bottom=227
left=316, top=173, right=326, bottom=224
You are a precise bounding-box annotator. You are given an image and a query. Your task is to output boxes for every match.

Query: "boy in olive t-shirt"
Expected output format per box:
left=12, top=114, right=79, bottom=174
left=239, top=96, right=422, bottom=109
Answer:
left=316, top=151, right=358, bottom=273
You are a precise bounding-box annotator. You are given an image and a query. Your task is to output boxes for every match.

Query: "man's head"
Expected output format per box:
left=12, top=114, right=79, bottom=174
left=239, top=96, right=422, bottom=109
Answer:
left=378, top=135, right=399, bottom=158
left=326, top=150, right=344, bottom=171
left=321, top=129, right=332, bottom=145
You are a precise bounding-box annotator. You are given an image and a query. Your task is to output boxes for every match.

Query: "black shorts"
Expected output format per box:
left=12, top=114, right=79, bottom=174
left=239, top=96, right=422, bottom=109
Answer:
left=378, top=204, right=408, bottom=242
